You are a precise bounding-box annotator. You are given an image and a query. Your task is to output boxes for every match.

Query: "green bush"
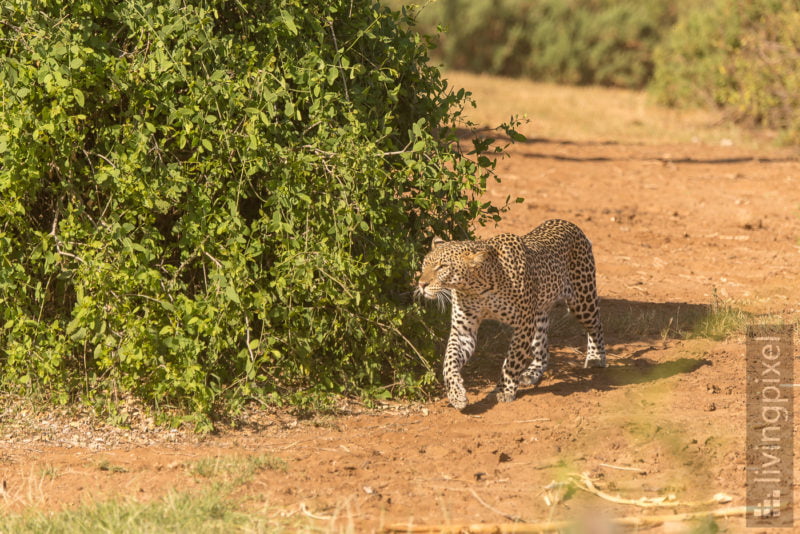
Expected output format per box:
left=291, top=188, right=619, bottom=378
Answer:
left=649, top=1, right=741, bottom=108
left=728, top=4, right=800, bottom=139
left=652, top=0, right=800, bottom=140
left=388, top=0, right=677, bottom=88
left=0, top=0, right=519, bottom=427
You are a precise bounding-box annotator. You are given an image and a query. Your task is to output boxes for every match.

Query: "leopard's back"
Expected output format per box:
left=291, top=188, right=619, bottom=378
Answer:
left=522, top=219, right=594, bottom=268
left=517, top=219, right=596, bottom=309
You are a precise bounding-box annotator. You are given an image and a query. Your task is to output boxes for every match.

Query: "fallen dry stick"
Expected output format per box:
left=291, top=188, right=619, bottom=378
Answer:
left=382, top=505, right=747, bottom=533
left=597, top=462, right=646, bottom=474
left=468, top=488, right=524, bottom=523
left=575, top=472, right=732, bottom=508
left=299, top=502, right=333, bottom=521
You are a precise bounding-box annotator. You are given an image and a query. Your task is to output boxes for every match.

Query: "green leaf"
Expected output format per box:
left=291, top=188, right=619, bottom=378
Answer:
left=225, top=285, right=241, bottom=305
left=284, top=100, right=295, bottom=118
left=327, top=66, right=339, bottom=85
left=411, top=118, right=425, bottom=137
left=280, top=10, right=298, bottom=35
left=73, top=88, right=85, bottom=107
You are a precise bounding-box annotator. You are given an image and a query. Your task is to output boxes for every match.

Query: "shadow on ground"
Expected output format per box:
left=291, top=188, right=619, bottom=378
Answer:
left=454, top=129, right=797, bottom=164
left=459, top=298, right=715, bottom=414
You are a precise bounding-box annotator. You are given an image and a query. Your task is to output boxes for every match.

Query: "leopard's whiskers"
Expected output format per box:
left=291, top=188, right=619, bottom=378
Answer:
left=412, top=287, right=423, bottom=303
left=435, top=290, right=452, bottom=312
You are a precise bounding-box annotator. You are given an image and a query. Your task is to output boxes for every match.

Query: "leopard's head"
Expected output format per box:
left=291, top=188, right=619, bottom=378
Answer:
left=416, top=237, right=496, bottom=300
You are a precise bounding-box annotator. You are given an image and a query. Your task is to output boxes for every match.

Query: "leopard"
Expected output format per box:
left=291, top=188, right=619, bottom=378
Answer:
left=415, top=219, right=606, bottom=410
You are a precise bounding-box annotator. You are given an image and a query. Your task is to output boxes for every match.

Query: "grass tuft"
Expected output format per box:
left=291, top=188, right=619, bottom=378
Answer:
left=688, top=291, right=751, bottom=341
left=190, top=454, right=287, bottom=486
left=0, top=486, right=325, bottom=534
left=97, top=459, right=128, bottom=473
left=0, top=489, right=252, bottom=534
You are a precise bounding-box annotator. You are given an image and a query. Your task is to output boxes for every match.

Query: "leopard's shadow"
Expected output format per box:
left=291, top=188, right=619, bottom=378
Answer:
left=461, top=350, right=711, bottom=415
left=455, top=298, right=715, bottom=416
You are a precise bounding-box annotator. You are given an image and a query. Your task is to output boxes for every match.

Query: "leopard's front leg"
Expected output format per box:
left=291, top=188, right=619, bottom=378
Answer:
left=443, top=311, right=479, bottom=410
left=521, top=311, right=551, bottom=386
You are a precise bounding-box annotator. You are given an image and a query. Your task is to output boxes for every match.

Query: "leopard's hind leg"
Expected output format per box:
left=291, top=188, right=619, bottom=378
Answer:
left=566, top=271, right=606, bottom=368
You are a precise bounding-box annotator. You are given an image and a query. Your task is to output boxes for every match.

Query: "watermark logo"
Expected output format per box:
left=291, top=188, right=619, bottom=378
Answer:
left=746, top=324, right=794, bottom=527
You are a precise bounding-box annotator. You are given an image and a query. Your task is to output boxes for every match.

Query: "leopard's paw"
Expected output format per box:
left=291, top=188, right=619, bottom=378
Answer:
left=495, top=390, right=516, bottom=403
left=447, top=388, right=468, bottom=410
left=584, top=356, right=607, bottom=369
left=519, top=370, right=543, bottom=387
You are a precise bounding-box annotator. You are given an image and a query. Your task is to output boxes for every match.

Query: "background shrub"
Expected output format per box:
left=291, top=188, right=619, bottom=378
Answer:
left=652, top=0, right=800, bottom=141
left=384, top=1, right=800, bottom=141
left=0, top=0, right=518, bottom=427
left=387, top=0, right=677, bottom=88
left=649, top=1, right=742, bottom=108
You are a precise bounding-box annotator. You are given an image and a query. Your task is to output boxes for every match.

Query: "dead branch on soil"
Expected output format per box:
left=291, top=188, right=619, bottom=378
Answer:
left=574, top=472, right=732, bottom=508
left=299, top=502, right=333, bottom=520
left=382, top=505, right=747, bottom=533
left=597, top=462, right=646, bottom=474
left=489, top=418, right=550, bottom=425
left=468, top=489, right=524, bottom=523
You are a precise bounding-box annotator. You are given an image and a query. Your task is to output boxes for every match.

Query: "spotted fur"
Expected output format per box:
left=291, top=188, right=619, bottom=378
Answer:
left=415, top=219, right=606, bottom=409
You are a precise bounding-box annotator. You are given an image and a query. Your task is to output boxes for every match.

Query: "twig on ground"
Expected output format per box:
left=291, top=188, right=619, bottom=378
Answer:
left=299, top=502, right=333, bottom=520
left=598, top=462, right=646, bottom=474
left=382, top=505, right=747, bottom=533
left=468, top=489, right=525, bottom=523
left=491, top=418, right=549, bottom=424
left=614, top=506, right=746, bottom=526
left=575, top=472, right=732, bottom=508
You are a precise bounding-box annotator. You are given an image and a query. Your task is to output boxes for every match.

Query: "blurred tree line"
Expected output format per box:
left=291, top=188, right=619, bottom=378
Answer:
left=389, top=0, right=800, bottom=141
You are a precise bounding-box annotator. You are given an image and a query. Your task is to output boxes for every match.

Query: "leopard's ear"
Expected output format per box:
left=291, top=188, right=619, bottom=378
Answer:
left=431, top=236, right=446, bottom=250
left=468, top=247, right=492, bottom=265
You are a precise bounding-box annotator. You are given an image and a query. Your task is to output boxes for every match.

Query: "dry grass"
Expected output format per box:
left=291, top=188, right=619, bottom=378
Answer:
left=190, top=454, right=288, bottom=484
left=444, top=70, right=776, bottom=148
left=0, top=464, right=323, bottom=534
